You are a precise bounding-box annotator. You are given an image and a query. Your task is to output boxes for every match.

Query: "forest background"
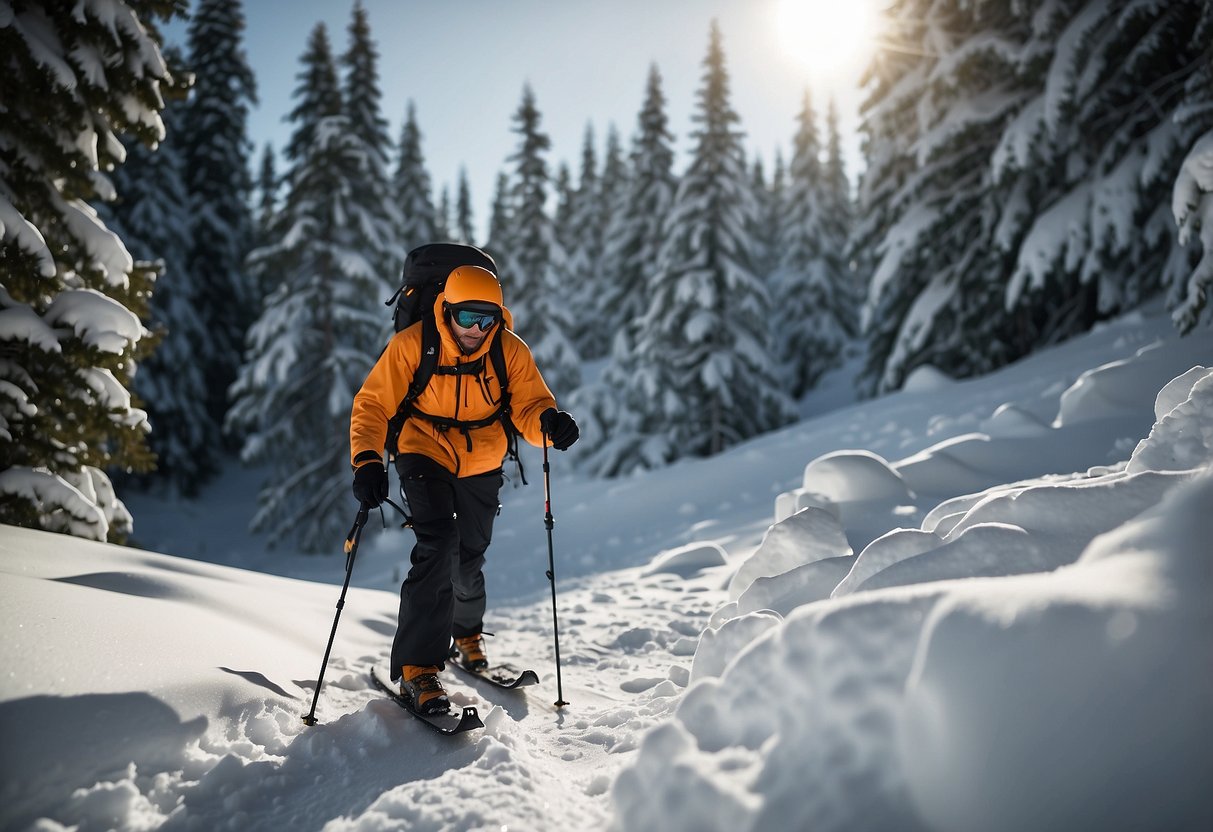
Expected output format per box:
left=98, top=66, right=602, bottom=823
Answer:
left=1, top=0, right=1210, bottom=550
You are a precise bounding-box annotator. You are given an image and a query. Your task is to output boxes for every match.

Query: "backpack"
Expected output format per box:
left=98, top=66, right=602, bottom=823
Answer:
left=382, top=243, right=525, bottom=480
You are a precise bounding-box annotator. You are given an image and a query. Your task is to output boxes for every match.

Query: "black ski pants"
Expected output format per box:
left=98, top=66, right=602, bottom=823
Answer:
left=390, top=454, right=501, bottom=675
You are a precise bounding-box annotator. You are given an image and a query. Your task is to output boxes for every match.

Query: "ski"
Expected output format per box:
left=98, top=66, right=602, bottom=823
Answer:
left=450, top=658, right=540, bottom=690
left=370, top=666, right=483, bottom=735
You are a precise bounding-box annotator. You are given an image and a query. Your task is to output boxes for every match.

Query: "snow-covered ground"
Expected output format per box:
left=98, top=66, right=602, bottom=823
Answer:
left=3, top=301, right=1212, bottom=831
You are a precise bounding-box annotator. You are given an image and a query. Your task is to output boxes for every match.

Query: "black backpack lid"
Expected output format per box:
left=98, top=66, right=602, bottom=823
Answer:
left=401, top=243, right=497, bottom=286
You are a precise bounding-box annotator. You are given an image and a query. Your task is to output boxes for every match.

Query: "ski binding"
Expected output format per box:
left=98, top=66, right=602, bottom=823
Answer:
left=370, top=665, right=483, bottom=735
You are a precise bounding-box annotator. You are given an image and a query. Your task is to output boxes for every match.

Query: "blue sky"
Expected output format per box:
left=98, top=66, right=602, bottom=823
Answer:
left=168, top=0, right=872, bottom=240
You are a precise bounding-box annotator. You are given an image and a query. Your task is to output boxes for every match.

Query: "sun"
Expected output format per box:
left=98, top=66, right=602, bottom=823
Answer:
left=774, top=0, right=877, bottom=86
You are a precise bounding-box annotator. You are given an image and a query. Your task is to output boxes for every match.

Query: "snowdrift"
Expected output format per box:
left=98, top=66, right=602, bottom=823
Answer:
left=613, top=359, right=1213, bottom=830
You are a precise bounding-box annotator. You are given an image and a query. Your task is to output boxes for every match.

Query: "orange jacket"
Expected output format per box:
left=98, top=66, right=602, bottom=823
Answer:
left=350, top=293, right=556, bottom=477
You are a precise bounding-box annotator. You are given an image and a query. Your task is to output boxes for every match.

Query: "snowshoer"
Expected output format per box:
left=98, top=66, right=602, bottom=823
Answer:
left=350, top=263, right=579, bottom=714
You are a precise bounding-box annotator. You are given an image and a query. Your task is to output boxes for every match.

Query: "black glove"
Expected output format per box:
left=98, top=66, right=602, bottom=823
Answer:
left=540, top=408, right=579, bottom=451
left=352, top=462, right=388, bottom=507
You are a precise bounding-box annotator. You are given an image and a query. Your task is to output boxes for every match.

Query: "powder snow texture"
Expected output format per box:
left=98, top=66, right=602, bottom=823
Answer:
left=727, top=506, right=850, bottom=599
left=6, top=304, right=1213, bottom=832
left=901, top=471, right=1213, bottom=832
left=1128, top=367, right=1213, bottom=473
left=610, top=337, right=1213, bottom=830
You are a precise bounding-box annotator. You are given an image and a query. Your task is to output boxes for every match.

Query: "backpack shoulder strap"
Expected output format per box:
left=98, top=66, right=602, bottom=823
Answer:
left=491, top=331, right=528, bottom=484
left=413, top=313, right=441, bottom=394
left=489, top=328, right=508, bottom=393
left=385, top=317, right=441, bottom=459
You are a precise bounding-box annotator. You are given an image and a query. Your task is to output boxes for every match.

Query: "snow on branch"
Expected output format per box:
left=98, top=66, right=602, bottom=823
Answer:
left=44, top=288, right=144, bottom=354
left=53, top=195, right=135, bottom=287
left=0, top=466, right=109, bottom=541
left=1171, top=130, right=1213, bottom=332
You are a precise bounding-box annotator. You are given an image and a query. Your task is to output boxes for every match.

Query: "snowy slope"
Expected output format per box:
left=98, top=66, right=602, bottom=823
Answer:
left=2, top=302, right=1212, bottom=831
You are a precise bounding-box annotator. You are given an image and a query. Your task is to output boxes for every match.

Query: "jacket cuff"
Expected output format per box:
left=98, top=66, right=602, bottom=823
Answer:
left=352, top=450, right=382, bottom=470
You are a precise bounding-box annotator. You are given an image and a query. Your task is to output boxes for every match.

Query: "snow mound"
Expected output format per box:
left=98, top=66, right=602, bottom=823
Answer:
left=1054, top=341, right=1171, bottom=427
left=643, top=541, right=728, bottom=578
left=689, top=609, right=782, bottom=683
left=901, top=470, right=1213, bottom=832
left=1151, top=365, right=1209, bottom=420
left=1128, top=366, right=1213, bottom=474
left=979, top=402, right=1050, bottom=437
left=614, top=466, right=1213, bottom=832
left=894, top=432, right=1016, bottom=496
left=902, top=363, right=953, bottom=392
left=610, top=353, right=1213, bottom=832
left=919, top=485, right=1023, bottom=536
left=772, top=486, right=834, bottom=523
left=833, top=528, right=942, bottom=597
left=944, top=470, right=1192, bottom=547
left=618, top=587, right=948, bottom=831
left=774, top=451, right=917, bottom=550
left=847, top=468, right=1194, bottom=597
left=727, top=507, right=851, bottom=600
left=735, top=555, right=855, bottom=616
left=802, top=449, right=913, bottom=503
left=847, top=522, right=1048, bottom=593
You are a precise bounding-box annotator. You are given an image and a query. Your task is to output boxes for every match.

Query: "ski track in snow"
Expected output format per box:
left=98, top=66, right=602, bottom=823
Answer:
left=312, top=568, right=726, bottom=832
left=0, top=535, right=729, bottom=831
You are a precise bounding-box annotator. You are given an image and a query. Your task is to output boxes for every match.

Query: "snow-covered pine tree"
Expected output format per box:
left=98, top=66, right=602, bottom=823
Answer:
left=503, top=85, right=581, bottom=395
left=455, top=168, right=476, bottom=245
left=850, top=0, right=927, bottom=393
left=228, top=23, right=394, bottom=551
left=254, top=143, right=279, bottom=253
left=106, top=54, right=216, bottom=496
left=1169, top=4, right=1213, bottom=333
left=0, top=0, right=182, bottom=540
left=498, top=86, right=548, bottom=322
left=768, top=152, right=789, bottom=274
left=340, top=0, right=401, bottom=282
left=484, top=171, right=513, bottom=265
left=823, top=97, right=861, bottom=316
left=501, top=85, right=551, bottom=323
left=577, top=125, right=629, bottom=360
left=565, top=124, right=608, bottom=359
left=775, top=90, right=857, bottom=398
left=566, top=319, right=665, bottom=476
left=1172, top=128, right=1213, bottom=332
left=435, top=185, right=453, bottom=242
left=857, top=0, right=1033, bottom=394
left=633, top=21, right=794, bottom=460
left=572, top=66, right=679, bottom=476
left=251, top=142, right=288, bottom=305
left=997, top=0, right=1213, bottom=342
left=179, top=0, right=257, bottom=432
left=599, top=126, right=629, bottom=232
left=552, top=162, right=576, bottom=255
left=859, top=0, right=1213, bottom=395
left=748, top=156, right=780, bottom=285
left=599, top=63, right=678, bottom=337
left=394, top=101, right=438, bottom=253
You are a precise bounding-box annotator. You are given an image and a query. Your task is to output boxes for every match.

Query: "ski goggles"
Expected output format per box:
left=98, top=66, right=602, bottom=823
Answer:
left=450, top=306, right=499, bottom=331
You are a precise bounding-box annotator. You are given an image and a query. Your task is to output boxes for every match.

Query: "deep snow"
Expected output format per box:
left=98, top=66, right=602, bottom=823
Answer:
left=2, top=301, right=1211, bottom=831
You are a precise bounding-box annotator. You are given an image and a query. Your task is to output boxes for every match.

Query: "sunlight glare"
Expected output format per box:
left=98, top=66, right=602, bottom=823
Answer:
left=774, top=0, right=876, bottom=86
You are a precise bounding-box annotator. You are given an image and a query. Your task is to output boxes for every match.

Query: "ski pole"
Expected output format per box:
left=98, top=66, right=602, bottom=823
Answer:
left=542, top=433, right=569, bottom=709
left=303, top=502, right=370, bottom=726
